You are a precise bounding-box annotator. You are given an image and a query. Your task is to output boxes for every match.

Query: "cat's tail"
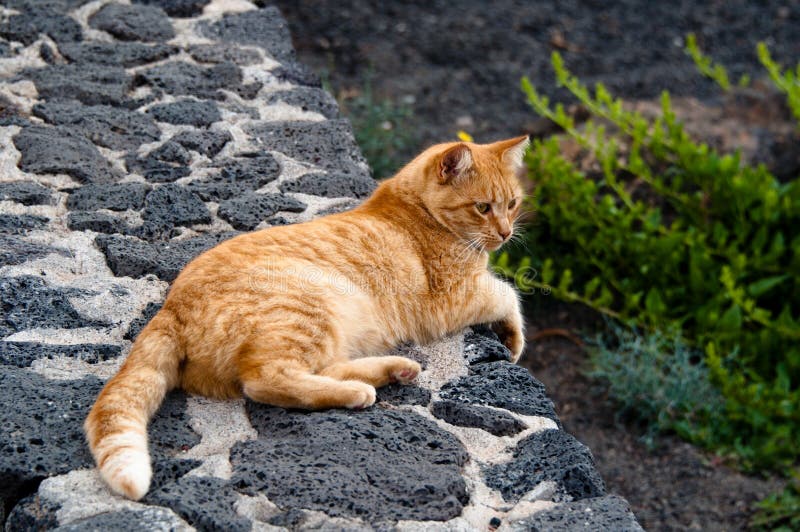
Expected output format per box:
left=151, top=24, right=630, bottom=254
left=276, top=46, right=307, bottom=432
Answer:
left=84, top=313, right=182, bottom=500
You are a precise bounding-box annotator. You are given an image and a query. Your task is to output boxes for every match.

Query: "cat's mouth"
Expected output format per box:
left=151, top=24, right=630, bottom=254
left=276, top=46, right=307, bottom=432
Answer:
left=486, top=238, right=507, bottom=252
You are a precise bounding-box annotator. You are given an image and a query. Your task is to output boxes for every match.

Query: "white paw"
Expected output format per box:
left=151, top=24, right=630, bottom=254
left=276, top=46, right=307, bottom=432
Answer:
left=345, top=381, right=376, bottom=409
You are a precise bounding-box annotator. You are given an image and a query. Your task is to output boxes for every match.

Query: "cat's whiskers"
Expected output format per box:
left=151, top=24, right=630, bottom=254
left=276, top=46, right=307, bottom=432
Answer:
left=454, top=233, right=485, bottom=263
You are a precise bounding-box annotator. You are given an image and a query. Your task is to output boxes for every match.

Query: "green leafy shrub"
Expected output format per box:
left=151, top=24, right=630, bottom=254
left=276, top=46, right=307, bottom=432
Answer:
left=499, top=46, right=800, bottom=473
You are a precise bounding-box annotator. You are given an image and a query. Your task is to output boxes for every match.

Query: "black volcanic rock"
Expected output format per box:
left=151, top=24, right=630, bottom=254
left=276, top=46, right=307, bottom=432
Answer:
left=33, top=101, right=160, bottom=151
left=217, top=192, right=306, bottom=230
left=58, top=42, right=177, bottom=67
left=14, top=126, right=122, bottom=183
left=484, top=429, right=606, bottom=503
left=89, top=3, right=175, bottom=42
left=199, top=7, right=295, bottom=62
left=232, top=405, right=469, bottom=523
left=67, top=183, right=151, bottom=212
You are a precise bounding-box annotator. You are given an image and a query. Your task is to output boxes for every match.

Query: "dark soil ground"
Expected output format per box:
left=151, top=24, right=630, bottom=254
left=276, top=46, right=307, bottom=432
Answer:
left=275, top=0, right=800, bottom=166
left=522, top=299, right=782, bottom=531
left=273, top=1, right=797, bottom=529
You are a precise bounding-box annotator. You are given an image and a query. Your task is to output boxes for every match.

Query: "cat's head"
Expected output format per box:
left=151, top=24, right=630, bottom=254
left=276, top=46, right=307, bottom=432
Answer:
left=417, top=136, right=529, bottom=252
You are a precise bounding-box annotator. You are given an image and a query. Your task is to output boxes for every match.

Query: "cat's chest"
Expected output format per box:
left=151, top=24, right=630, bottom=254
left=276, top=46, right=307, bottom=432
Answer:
left=424, top=255, right=485, bottom=296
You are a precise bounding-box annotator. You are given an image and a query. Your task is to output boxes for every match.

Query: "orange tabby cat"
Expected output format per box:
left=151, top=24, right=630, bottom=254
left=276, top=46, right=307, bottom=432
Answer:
left=85, top=136, right=529, bottom=500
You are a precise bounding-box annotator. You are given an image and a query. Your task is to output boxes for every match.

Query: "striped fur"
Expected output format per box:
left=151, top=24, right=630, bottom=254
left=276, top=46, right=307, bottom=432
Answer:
left=85, top=136, right=530, bottom=499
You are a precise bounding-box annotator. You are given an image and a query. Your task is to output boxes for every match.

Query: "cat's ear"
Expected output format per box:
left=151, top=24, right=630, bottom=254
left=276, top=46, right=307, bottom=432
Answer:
left=438, top=143, right=473, bottom=185
left=495, top=135, right=530, bottom=171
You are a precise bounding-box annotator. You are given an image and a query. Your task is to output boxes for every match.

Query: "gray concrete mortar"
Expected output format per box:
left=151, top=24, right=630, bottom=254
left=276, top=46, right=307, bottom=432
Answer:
left=0, top=1, right=641, bottom=530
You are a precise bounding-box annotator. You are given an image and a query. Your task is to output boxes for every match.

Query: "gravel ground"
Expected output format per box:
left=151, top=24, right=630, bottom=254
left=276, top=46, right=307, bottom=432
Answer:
left=275, top=0, right=800, bottom=160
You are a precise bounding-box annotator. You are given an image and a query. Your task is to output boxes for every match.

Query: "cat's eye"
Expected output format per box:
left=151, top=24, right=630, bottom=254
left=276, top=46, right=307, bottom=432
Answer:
left=475, top=202, right=490, bottom=214
left=508, top=199, right=517, bottom=209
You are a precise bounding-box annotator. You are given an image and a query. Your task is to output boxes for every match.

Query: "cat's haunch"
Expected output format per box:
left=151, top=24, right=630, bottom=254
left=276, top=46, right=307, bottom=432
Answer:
left=85, top=135, right=530, bottom=500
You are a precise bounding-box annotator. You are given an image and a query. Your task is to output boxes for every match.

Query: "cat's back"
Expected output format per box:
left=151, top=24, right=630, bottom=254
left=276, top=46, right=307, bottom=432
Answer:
left=168, top=206, right=422, bottom=303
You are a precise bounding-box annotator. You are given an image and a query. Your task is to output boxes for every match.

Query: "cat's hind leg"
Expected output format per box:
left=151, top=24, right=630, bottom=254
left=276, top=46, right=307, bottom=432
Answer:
left=318, top=356, right=421, bottom=387
left=238, top=343, right=376, bottom=410
left=240, top=359, right=376, bottom=410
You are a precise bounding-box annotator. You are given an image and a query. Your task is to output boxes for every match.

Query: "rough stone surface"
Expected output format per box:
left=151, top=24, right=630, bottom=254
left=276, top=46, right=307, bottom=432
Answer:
left=187, top=155, right=281, bottom=200
left=270, top=61, right=322, bottom=87
left=0, top=181, right=53, bottom=206
left=55, top=507, right=190, bottom=531
left=145, top=476, right=251, bottom=531
left=0, top=214, right=48, bottom=235
left=279, top=171, right=376, bottom=199
left=231, top=405, right=469, bottom=523
left=89, top=3, right=175, bottom=43
left=136, top=61, right=261, bottom=100
left=509, top=495, right=643, bottom=531
left=200, top=7, right=295, bottom=63
left=265, top=87, right=339, bottom=118
left=25, top=65, right=133, bottom=106
left=0, top=95, right=28, bottom=127
left=464, top=326, right=513, bottom=364
left=0, top=342, right=121, bottom=368
left=217, top=192, right=306, bottom=230
left=14, top=126, right=122, bottom=184
left=142, top=184, right=211, bottom=228
left=248, top=120, right=370, bottom=178
left=188, top=43, right=262, bottom=66
left=126, top=155, right=191, bottom=184
left=431, top=400, right=527, bottom=436
left=439, top=361, right=560, bottom=423
left=58, top=42, right=177, bottom=67
left=376, top=383, right=431, bottom=406
left=0, top=11, right=82, bottom=46
left=66, top=183, right=151, bottom=212
left=148, top=392, right=201, bottom=460
left=96, top=232, right=236, bottom=281
left=67, top=211, right=127, bottom=234
left=5, top=494, right=60, bottom=531
left=0, top=235, right=66, bottom=266
left=33, top=101, right=161, bottom=151
left=146, top=99, right=221, bottom=127
left=171, top=130, right=232, bottom=158
left=125, top=302, right=162, bottom=341
left=0, top=368, right=100, bottom=503
left=148, top=141, right=192, bottom=165
left=0, top=275, right=105, bottom=337
left=133, top=0, right=211, bottom=17
left=485, top=429, right=606, bottom=503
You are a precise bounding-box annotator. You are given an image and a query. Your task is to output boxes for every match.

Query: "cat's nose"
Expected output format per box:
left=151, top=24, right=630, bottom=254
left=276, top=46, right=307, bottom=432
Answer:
left=498, top=228, right=511, bottom=240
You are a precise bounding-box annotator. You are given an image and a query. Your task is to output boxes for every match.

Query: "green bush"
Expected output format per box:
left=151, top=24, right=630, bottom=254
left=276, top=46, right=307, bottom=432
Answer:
left=497, top=45, right=800, bottom=475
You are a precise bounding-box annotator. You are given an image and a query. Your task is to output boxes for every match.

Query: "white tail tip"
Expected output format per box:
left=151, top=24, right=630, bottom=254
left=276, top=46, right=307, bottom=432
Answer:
left=96, top=432, right=152, bottom=500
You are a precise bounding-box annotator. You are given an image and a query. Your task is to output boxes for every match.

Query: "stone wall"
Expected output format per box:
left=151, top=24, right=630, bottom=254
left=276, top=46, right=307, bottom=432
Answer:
left=0, top=1, right=641, bottom=529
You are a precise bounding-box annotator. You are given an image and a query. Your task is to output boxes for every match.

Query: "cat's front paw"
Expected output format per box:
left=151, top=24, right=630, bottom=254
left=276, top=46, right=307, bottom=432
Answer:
left=493, top=321, right=525, bottom=363
left=345, top=381, right=376, bottom=410
left=390, top=359, right=421, bottom=384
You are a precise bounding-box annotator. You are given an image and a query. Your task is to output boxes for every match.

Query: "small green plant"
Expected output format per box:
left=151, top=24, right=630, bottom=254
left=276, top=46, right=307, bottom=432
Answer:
left=753, top=473, right=800, bottom=531
left=588, top=323, right=725, bottom=449
left=757, top=42, right=800, bottom=124
left=685, top=33, right=734, bottom=90
left=337, top=78, right=416, bottom=179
